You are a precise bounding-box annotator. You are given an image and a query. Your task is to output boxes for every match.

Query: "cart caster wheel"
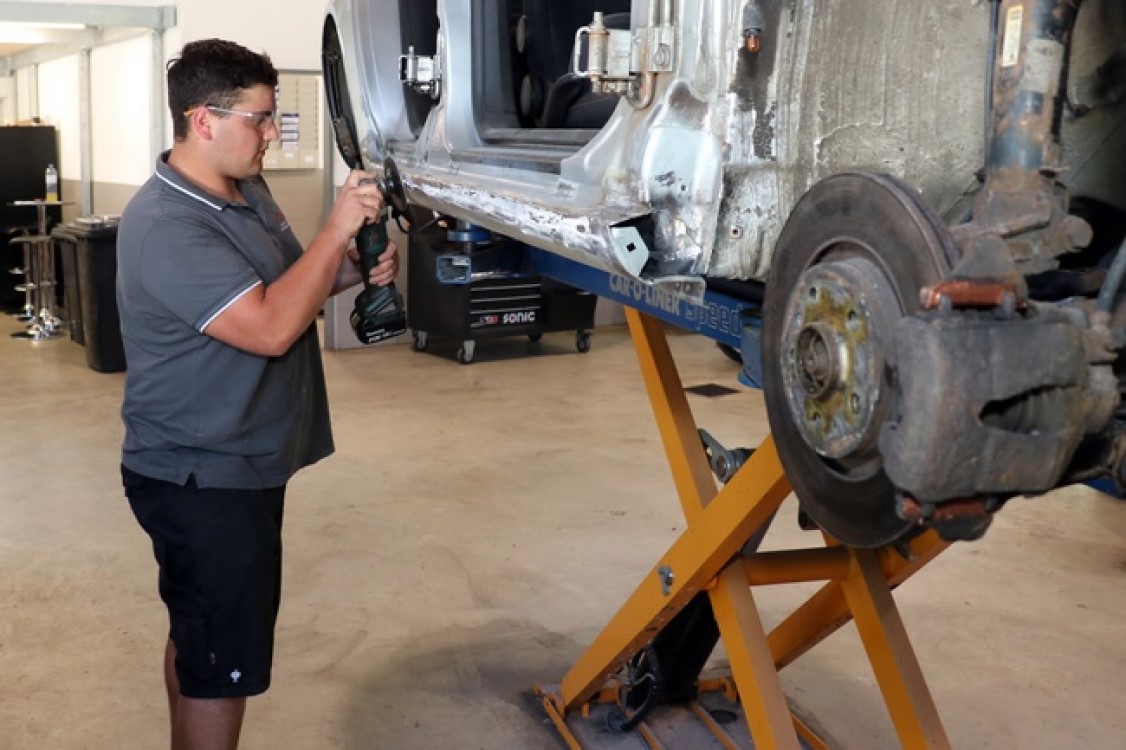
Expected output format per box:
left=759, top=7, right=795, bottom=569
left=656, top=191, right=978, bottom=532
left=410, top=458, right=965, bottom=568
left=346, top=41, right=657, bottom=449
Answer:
left=457, top=340, right=476, bottom=365
left=528, top=332, right=542, bottom=343
left=576, top=330, right=591, bottom=353
left=411, top=330, right=428, bottom=352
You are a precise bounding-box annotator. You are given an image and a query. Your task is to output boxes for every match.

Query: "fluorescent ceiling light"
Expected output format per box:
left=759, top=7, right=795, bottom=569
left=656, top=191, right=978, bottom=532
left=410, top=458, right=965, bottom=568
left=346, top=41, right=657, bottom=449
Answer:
left=0, top=22, right=86, bottom=31
left=0, top=22, right=87, bottom=45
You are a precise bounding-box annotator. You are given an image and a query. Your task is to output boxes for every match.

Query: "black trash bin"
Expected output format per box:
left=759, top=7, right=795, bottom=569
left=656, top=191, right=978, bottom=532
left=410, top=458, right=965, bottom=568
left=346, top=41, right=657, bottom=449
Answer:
left=70, top=218, right=125, bottom=372
left=52, top=224, right=83, bottom=344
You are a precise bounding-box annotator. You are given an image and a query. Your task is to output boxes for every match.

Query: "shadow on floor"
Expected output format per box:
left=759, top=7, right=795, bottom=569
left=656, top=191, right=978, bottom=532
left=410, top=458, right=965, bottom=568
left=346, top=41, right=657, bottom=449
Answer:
left=340, top=618, right=585, bottom=749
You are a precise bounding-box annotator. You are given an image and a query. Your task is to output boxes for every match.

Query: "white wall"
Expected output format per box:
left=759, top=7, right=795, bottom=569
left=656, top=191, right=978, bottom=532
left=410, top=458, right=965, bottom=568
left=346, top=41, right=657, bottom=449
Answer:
left=36, top=55, right=79, bottom=180
left=171, top=1, right=327, bottom=71
left=13, top=2, right=363, bottom=218
left=16, top=0, right=331, bottom=198
left=0, top=77, right=13, bottom=124
left=15, top=67, right=32, bottom=120
left=91, top=34, right=154, bottom=185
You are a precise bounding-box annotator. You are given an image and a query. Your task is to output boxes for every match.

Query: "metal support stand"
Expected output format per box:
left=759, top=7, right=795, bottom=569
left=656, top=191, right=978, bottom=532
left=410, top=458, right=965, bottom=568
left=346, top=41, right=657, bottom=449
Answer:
left=8, top=230, right=36, bottom=322
left=535, top=308, right=952, bottom=749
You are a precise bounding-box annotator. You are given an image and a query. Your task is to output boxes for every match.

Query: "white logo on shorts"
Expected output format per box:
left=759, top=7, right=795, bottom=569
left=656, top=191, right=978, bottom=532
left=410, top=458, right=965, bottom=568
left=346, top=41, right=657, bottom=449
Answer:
left=230, top=669, right=241, bottom=683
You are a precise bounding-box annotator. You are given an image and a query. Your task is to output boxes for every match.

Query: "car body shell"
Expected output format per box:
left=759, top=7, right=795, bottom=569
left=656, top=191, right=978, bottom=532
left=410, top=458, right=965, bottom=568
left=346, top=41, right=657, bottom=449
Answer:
left=325, top=0, right=1126, bottom=290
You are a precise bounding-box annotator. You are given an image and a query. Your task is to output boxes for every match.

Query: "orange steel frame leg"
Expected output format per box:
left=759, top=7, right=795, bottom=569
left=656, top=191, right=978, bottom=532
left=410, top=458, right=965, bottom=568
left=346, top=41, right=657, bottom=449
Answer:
left=537, top=309, right=953, bottom=749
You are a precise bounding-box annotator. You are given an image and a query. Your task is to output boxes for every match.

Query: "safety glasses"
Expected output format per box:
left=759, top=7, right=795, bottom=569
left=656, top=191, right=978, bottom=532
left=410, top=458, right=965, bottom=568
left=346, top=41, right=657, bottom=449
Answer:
left=184, top=104, right=277, bottom=131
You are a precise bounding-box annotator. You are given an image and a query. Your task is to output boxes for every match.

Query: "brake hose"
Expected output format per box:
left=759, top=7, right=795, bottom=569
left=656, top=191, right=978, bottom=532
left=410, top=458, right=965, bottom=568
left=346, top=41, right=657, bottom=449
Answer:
left=985, top=0, right=1002, bottom=165
left=614, top=646, right=663, bottom=733
left=1097, top=235, right=1126, bottom=313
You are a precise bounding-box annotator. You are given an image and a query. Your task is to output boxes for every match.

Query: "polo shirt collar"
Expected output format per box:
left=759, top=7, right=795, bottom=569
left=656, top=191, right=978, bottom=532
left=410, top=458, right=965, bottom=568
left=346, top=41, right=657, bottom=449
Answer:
left=154, top=150, right=247, bottom=211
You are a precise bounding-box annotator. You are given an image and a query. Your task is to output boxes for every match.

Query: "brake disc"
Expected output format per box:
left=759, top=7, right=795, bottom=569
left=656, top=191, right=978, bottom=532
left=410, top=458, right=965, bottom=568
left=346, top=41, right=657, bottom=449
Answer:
left=762, top=173, right=958, bottom=547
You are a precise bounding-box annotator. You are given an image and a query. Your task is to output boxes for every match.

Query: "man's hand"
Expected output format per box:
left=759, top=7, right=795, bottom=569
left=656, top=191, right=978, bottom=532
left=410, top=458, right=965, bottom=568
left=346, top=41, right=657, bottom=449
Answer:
left=325, top=169, right=386, bottom=247
left=347, top=241, right=399, bottom=287
left=334, top=240, right=398, bottom=294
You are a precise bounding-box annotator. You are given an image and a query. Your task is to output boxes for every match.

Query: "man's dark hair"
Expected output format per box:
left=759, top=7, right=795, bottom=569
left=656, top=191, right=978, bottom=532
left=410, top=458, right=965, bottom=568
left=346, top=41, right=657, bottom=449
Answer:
left=167, top=39, right=279, bottom=140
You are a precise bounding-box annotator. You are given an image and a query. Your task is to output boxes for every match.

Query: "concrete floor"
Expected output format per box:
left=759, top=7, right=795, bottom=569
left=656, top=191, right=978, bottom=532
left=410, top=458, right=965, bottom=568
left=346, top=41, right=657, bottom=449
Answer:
left=1, top=313, right=1125, bottom=749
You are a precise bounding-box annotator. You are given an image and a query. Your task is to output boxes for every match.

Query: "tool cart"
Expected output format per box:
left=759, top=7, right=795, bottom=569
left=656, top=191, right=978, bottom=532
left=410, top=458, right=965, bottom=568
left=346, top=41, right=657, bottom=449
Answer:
left=407, top=222, right=596, bottom=364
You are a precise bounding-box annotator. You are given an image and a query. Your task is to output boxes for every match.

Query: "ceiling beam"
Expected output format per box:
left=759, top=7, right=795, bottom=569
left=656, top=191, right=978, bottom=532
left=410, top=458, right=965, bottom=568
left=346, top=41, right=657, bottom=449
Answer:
left=4, top=26, right=150, bottom=71
left=0, top=28, right=99, bottom=46
left=0, top=2, right=176, bottom=31
left=0, top=15, right=166, bottom=74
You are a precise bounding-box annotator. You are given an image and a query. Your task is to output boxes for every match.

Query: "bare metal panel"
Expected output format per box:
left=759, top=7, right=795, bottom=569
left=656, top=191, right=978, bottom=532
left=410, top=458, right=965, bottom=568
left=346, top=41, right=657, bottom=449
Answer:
left=713, top=0, right=987, bottom=279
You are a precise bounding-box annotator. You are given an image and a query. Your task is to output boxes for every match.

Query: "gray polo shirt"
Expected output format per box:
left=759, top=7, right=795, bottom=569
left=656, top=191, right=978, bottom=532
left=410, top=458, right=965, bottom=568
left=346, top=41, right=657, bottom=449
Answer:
left=116, top=152, right=333, bottom=489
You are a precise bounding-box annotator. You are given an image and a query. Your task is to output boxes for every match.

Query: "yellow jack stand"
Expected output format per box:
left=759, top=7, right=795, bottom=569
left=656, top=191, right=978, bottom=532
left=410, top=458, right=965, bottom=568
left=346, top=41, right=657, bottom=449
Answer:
left=535, top=309, right=953, bottom=749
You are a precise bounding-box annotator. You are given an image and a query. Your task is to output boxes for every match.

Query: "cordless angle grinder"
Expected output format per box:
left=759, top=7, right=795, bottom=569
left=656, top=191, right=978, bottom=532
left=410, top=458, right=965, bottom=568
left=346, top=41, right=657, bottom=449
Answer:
left=350, top=158, right=410, bottom=344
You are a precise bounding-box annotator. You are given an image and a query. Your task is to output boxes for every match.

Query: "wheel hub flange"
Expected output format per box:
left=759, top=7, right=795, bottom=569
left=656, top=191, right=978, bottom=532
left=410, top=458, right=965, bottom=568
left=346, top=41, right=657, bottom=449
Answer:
left=781, top=258, right=897, bottom=459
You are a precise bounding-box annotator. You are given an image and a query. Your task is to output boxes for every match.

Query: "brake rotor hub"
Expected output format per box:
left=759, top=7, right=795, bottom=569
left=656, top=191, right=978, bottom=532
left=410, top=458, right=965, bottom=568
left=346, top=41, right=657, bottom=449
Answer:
left=782, top=259, right=896, bottom=460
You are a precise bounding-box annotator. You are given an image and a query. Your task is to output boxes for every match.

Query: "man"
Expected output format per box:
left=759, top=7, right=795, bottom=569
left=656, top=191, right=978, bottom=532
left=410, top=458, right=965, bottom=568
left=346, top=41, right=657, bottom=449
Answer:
left=116, top=39, right=397, bottom=749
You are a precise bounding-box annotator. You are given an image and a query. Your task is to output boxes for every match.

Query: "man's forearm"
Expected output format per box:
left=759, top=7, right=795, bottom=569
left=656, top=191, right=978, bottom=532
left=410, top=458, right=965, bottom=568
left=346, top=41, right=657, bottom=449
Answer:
left=206, top=225, right=351, bottom=357
left=264, top=226, right=349, bottom=322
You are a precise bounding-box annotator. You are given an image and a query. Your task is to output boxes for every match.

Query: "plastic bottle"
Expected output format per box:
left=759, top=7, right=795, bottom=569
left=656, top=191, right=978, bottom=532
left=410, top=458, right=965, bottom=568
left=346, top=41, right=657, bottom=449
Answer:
left=45, top=164, right=58, bottom=202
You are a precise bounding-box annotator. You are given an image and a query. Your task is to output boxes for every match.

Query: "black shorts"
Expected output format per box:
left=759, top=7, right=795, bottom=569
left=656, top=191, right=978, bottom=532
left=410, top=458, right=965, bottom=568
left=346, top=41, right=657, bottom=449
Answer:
left=123, top=466, right=286, bottom=699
